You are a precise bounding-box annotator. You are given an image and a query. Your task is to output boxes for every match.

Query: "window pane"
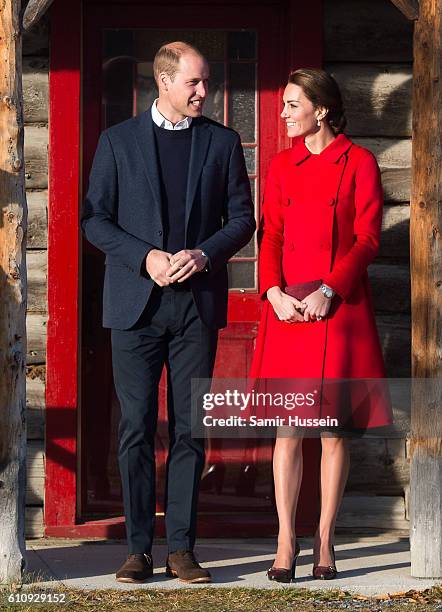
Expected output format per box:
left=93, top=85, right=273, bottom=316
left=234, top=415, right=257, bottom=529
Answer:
left=250, top=177, right=256, bottom=206
left=228, top=63, right=256, bottom=142
left=235, top=177, right=256, bottom=258
left=102, top=56, right=136, bottom=128
left=243, top=147, right=256, bottom=174
left=228, top=261, right=255, bottom=290
left=135, top=62, right=156, bottom=116
left=103, top=30, right=134, bottom=59
left=204, top=63, right=225, bottom=124
left=236, top=237, right=255, bottom=258
left=228, top=31, right=256, bottom=60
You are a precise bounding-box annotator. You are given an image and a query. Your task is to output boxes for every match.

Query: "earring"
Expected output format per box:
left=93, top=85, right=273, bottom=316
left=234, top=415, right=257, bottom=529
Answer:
left=317, top=119, right=321, bottom=127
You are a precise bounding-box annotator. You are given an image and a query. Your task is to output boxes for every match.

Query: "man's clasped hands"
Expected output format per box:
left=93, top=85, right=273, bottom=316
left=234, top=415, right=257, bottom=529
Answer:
left=145, top=248, right=208, bottom=286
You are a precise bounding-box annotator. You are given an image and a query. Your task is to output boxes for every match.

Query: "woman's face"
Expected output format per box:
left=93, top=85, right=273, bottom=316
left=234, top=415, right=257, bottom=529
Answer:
left=281, top=83, right=322, bottom=138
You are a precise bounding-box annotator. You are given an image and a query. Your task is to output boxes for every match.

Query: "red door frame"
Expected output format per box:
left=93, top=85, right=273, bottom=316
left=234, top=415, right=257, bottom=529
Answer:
left=45, top=0, right=322, bottom=537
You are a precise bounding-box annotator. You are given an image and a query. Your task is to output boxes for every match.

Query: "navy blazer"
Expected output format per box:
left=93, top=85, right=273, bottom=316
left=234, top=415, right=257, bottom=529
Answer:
left=81, top=111, right=256, bottom=330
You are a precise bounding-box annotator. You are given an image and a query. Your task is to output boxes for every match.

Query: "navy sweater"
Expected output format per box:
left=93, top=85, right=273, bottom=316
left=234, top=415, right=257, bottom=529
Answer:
left=153, top=123, right=192, bottom=254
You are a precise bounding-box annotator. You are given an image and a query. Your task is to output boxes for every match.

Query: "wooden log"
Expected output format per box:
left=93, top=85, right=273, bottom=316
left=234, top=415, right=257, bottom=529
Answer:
left=25, top=506, right=44, bottom=539
left=326, top=64, right=412, bottom=137
left=26, top=441, right=44, bottom=506
left=27, top=313, right=47, bottom=365
left=22, top=0, right=55, bottom=32
left=353, top=137, right=412, bottom=168
left=0, top=0, right=27, bottom=584
left=27, top=191, right=47, bottom=248
left=22, top=15, right=49, bottom=57
left=324, top=0, right=413, bottom=62
left=24, top=125, right=48, bottom=189
left=27, top=250, right=47, bottom=313
left=409, top=0, right=442, bottom=579
left=369, top=263, right=411, bottom=314
left=26, top=377, right=45, bottom=440
left=404, top=484, right=410, bottom=520
left=380, top=205, right=410, bottom=260
left=347, top=439, right=409, bottom=495
left=23, top=58, right=48, bottom=124
left=376, top=314, right=411, bottom=378
left=381, top=167, right=411, bottom=203
left=353, top=138, right=412, bottom=203
left=390, top=0, right=420, bottom=20
left=337, top=495, right=408, bottom=530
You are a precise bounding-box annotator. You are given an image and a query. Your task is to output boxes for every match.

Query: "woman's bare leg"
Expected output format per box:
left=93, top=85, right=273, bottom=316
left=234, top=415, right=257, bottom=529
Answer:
left=272, top=434, right=303, bottom=568
left=314, top=435, right=350, bottom=566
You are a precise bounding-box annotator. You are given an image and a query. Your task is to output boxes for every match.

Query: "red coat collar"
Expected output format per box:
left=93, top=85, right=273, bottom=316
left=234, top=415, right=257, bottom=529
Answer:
left=290, top=133, right=353, bottom=165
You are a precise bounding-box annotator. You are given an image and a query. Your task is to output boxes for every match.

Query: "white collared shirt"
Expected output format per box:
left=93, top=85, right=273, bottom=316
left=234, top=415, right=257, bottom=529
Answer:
left=151, top=99, right=192, bottom=130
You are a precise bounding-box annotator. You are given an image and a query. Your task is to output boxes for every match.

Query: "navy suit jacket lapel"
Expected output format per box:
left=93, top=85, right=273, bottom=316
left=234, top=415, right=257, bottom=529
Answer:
left=131, top=111, right=163, bottom=226
left=185, top=118, right=212, bottom=235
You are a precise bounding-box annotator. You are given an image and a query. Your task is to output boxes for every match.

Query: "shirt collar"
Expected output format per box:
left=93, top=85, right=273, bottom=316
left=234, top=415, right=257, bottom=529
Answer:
left=290, top=133, right=353, bottom=165
left=151, top=99, right=192, bottom=130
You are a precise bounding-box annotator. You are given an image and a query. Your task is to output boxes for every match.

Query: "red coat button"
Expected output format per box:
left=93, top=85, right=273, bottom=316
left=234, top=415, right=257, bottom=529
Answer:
left=328, top=197, right=336, bottom=206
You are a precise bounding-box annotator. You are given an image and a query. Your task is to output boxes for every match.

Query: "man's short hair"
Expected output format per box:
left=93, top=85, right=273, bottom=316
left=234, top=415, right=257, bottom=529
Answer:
left=153, top=41, right=204, bottom=84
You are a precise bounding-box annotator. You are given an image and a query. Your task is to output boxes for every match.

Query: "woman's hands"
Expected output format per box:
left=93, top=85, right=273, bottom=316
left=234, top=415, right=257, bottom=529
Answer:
left=300, top=288, right=332, bottom=322
left=267, top=287, right=332, bottom=323
left=267, top=287, right=305, bottom=323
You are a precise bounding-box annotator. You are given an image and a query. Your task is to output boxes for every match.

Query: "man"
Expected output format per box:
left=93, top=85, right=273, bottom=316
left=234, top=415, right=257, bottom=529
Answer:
left=81, top=41, right=255, bottom=584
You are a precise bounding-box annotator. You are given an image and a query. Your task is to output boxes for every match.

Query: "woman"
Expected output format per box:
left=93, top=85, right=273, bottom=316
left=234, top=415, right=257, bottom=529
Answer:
left=250, top=69, right=392, bottom=582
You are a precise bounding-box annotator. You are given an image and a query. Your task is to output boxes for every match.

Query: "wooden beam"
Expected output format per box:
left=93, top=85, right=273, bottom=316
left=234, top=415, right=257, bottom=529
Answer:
left=409, top=0, right=442, bottom=578
left=22, top=0, right=54, bottom=31
left=389, top=0, right=420, bottom=20
left=0, top=0, right=27, bottom=585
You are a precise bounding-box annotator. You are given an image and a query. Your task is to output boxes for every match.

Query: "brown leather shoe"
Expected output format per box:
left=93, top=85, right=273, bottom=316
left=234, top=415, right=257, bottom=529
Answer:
left=116, top=553, right=153, bottom=583
left=166, top=550, right=211, bottom=583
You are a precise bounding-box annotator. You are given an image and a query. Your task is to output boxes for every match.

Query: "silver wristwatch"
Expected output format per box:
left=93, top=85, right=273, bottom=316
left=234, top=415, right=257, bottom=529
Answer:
left=320, top=284, right=335, bottom=299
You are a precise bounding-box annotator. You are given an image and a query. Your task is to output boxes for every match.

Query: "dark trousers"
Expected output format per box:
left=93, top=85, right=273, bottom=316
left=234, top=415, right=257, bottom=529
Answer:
left=111, top=285, right=218, bottom=554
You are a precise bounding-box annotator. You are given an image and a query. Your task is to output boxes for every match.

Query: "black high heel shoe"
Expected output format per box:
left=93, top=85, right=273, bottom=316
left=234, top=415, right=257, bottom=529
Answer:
left=267, top=541, right=301, bottom=583
left=313, top=545, right=337, bottom=580
left=200, top=463, right=225, bottom=495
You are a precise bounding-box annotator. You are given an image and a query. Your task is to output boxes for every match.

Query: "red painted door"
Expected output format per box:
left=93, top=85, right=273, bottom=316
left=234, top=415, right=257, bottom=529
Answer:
left=80, top=1, right=320, bottom=535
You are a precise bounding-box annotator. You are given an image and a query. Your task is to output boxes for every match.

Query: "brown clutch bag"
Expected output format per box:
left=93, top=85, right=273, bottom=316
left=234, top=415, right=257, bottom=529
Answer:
left=284, top=279, right=322, bottom=301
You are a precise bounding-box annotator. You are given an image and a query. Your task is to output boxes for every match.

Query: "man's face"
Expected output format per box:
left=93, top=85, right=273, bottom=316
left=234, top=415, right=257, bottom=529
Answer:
left=159, top=53, right=209, bottom=123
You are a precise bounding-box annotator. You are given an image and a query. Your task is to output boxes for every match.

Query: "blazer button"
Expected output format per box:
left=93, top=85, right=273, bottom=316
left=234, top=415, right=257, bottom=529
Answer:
left=158, top=230, right=163, bottom=236
left=328, top=197, right=336, bottom=206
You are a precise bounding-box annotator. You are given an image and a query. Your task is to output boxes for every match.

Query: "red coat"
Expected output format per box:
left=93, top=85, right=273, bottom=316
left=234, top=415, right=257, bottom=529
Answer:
left=250, top=134, right=392, bottom=428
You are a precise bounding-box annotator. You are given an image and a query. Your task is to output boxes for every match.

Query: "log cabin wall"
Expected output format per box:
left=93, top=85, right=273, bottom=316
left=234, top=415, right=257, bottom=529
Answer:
left=21, top=1, right=413, bottom=537
left=23, top=15, right=48, bottom=537
left=324, top=0, right=412, bottom=531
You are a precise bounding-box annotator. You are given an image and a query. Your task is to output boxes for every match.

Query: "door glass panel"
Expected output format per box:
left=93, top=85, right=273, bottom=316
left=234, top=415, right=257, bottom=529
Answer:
left=228, top=261, right=255, bottom=289
left=228, top=63, right=256, bottom=143
left=236, top=237, right=255, bottom=259
left=243, top=146, right=256, bottom=174
left=228, top=30, right=257, bottom=60
left=200, top=62, right=225, bottom=124
left=101, top=28, right=258, bottom=297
